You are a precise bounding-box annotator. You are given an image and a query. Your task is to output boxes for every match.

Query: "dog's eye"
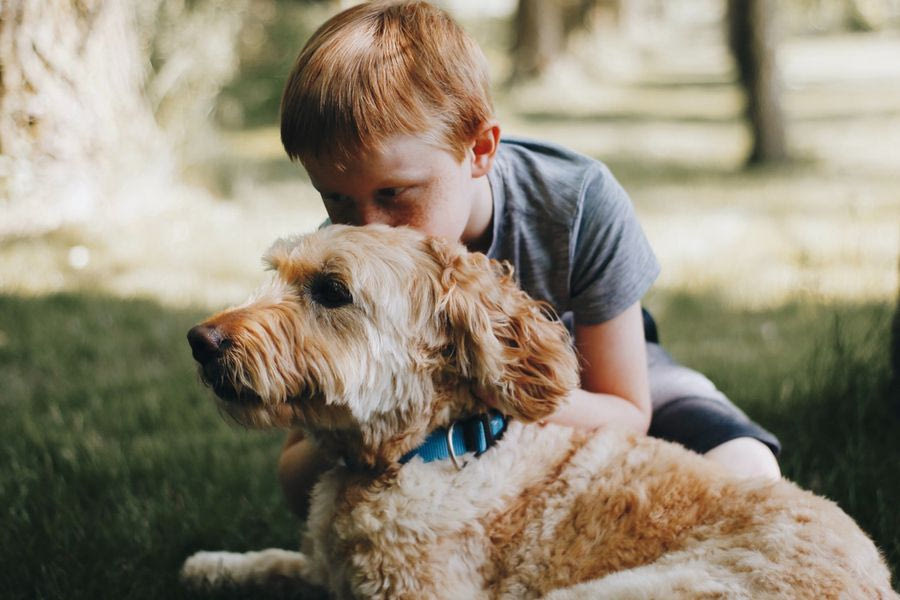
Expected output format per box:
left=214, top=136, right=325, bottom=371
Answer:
left=310, top=275, right=353, bottom=308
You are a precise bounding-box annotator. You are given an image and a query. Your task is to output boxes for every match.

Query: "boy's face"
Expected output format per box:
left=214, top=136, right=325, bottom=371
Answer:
left=303, top=134, right=493, bottom=247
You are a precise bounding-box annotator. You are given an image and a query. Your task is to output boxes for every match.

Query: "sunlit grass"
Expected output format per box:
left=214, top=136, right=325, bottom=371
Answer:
left=7, top=30, right=898, bottom=311
left=0, top=186, right=326, bottom=310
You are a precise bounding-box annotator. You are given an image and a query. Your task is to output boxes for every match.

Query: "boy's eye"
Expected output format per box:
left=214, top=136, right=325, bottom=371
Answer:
left=309, top=274, right=353, bottom=308
left=376, top=187, right=405, bottom=200
left=323, top=193, right=352, bottom=204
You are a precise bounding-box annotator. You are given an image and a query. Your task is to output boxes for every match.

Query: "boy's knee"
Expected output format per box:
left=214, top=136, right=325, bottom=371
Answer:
left=704, top=436, right=781, bottom=481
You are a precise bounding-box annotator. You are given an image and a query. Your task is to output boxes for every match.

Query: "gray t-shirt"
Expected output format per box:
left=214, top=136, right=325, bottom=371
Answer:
left=485, top=137, right=659, bottom=328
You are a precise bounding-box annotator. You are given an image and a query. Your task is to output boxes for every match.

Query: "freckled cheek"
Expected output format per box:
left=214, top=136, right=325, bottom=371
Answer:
left=391, top=206, right=429, bottom=230
left=405, top=193, right=448, bottom=231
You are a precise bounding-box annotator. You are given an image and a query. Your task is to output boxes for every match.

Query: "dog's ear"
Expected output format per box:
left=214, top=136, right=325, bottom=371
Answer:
left=425, top=237, right=580, bottom=422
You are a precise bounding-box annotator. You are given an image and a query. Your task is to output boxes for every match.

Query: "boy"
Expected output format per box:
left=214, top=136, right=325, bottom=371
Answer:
left=277, top=0, right=781, bottom=519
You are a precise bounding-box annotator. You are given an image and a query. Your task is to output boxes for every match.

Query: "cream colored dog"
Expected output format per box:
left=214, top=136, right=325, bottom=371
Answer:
left=182, top=224, right=896, bottom=599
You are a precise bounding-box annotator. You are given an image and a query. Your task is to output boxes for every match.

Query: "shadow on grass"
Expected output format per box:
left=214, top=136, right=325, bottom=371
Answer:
left=0, top=293, right=308, bottom=600
left=0, top=292, right=896, bottom=597
left=650, top=291, right=899, bottom=589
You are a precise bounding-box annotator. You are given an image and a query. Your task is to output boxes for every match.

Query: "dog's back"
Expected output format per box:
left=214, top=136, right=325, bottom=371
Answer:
left=298, top=423, right=895, bottom=599
left=493, top=427, right=895, bottom=598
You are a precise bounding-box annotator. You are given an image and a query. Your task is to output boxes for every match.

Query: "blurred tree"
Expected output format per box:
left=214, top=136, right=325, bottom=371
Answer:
left=788, top=0, right=897, bottom=34
left=142, top=0, right=249, bottom=168
left=727, top=0, right=789, bottom=165
left=510, top=0, right=618, bottom=83
left=844, top=0, right=889, bottom=30
left=0, top=0, right=247, bottom=236
left=511, top=0, right=565, bottom=82
left=218, top=0, right=333, bottom=128
left=0, top=0, right=171, bottom=235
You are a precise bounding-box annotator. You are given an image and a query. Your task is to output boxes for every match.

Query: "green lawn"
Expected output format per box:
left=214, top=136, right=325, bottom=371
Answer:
left=0, top=294, right=307, bottom=599
left=0, top=291, right=896, bottom=598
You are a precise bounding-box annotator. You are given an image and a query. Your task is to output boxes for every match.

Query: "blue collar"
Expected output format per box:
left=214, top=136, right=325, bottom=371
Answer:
left=400, top=411, right=508, bottom=468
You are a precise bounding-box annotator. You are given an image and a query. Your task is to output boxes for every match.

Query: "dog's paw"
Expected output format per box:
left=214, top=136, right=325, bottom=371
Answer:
left=180, top=551, right=246, bottom=588
left=181, top=548, right=315, bottom=590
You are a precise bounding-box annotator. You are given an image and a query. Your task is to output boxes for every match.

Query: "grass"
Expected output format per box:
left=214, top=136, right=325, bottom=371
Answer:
left=0, top=294, right=308, bottom=599
left=649, top=292, right=899, bottom=580
left=0, top=291, right=897, bottom=598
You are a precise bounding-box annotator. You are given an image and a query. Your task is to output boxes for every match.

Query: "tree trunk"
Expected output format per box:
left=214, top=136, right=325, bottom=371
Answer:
left=727, top=0, right=788, bottom=165
left=510, top=0, right=565, bottom=82
left=0, top=0, right=173, bottom=235
left=563, top=0, right=618, bottom=37
left=844, top=0, right=888, bottom=31
left=0, top=0, right=247, bottom=237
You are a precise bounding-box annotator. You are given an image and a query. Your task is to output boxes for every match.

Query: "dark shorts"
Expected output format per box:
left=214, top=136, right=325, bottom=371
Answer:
left=642, top=310, right=781, bottom=456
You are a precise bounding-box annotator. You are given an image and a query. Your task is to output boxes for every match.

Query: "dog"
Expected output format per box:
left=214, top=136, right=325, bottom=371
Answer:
left=182, top=224, right=896, bottom=599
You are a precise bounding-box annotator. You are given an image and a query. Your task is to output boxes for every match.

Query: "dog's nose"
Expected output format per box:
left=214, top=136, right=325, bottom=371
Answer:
left=187, top=324, right=224, bottom=364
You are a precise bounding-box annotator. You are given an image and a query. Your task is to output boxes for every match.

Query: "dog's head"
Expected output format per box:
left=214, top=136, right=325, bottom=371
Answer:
left=188, top=225, right=579, bottom=468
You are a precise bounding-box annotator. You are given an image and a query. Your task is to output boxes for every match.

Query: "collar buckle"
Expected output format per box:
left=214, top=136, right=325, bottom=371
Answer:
left=399, top=411, right=508, bottom=467
left=445, top=421, right=464, bottom=470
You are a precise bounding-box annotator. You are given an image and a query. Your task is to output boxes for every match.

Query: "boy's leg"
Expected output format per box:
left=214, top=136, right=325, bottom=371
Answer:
left=278, top=430, right=334, bottom=520
left=645, top=342, right=781, bottom=480
left=704, top=436, right=781, bottom=480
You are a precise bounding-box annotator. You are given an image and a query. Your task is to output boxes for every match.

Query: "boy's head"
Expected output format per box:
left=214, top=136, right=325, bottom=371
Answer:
left=280, top=0, right=494, bottom=169
left=280, top=1, right=499, bottom=248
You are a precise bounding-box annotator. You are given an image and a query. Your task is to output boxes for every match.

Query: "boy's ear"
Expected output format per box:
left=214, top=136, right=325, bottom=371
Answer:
left=424, top=236, right=580, bottom=422
left=470, top=122, right=500, bottom=178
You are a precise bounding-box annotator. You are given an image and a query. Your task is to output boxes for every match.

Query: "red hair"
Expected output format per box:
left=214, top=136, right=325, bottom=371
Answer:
left=280, top=1, right=493, bottom=169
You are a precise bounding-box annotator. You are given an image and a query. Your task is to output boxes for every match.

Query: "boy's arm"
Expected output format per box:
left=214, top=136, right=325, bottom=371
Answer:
left=544, top=301, right=652, bottom=434
left=278, top=431, right=335, bottom=520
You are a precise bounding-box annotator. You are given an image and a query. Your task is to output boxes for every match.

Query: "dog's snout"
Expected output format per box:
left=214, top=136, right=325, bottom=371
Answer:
left=188, top=324, right=225, bottom=364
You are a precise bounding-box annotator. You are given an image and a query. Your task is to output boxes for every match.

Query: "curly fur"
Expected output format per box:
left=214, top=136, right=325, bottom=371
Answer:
left=182, top=224, right=896, bottom=599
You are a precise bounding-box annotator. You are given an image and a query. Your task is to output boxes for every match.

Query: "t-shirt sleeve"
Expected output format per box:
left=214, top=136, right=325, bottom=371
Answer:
left=569, top=164, right=660, bottom=324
